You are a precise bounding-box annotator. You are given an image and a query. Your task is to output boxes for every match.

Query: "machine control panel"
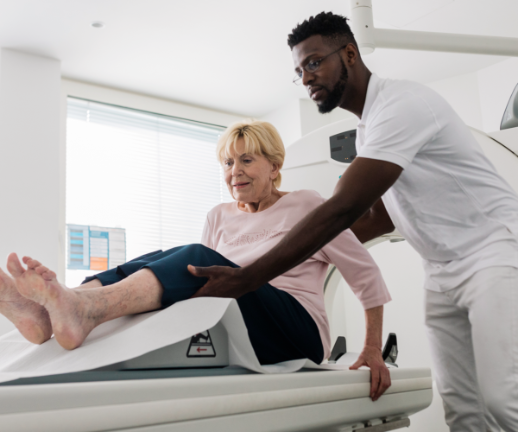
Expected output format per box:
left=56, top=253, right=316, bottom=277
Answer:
left=330, top=129, right=357, bottom=164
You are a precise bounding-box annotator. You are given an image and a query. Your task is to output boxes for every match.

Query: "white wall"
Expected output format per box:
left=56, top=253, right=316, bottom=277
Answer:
left=0, top=49, right=62, bottom=336
left=427, top=57, right=518, bottom=133
left=261, top=99, right=302, bottom=149
left=62, top=79, right=243, bottom=128
left=299, top=99, right=350, bottom=137
left=427, top=71, right=484, bottom=130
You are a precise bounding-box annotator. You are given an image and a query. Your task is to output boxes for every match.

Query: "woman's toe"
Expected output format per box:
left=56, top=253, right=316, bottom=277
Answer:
left=7, top=253, right=25, bottom=277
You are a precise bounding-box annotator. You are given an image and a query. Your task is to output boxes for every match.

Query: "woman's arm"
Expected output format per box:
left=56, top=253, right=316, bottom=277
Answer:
left=319, top=228, right=392, bottom=401
left=349, top=305, right=391, bottom=401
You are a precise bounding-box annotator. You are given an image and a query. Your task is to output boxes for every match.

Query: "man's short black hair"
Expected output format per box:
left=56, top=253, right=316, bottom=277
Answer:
left=287, top=11, right=357, bottom=50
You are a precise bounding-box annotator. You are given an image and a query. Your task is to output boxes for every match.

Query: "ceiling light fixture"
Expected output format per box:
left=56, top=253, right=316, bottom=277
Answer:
left=350, top=0, right=518, bottom=57
left=91, top=21, right=105, bottom=29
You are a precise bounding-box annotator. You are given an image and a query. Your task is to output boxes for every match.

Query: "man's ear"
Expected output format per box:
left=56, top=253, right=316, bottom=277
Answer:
left=344, top=43, right=359, bottom=66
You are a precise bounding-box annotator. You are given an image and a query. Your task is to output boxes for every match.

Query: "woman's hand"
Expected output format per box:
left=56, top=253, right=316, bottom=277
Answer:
left=349, top=345, right=391, bottom=401
left=188, top=265, right=257, bottom=299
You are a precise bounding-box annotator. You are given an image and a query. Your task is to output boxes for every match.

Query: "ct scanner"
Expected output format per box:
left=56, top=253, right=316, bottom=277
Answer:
left=0, top=100, right=517, bottom=432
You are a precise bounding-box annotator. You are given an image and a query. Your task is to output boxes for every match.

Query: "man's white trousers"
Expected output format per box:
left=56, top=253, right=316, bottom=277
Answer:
left=425, top=266, right=518, bottom=431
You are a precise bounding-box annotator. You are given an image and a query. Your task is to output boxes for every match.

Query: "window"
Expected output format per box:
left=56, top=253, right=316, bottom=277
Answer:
left=66, top=98, right=230, bottom=286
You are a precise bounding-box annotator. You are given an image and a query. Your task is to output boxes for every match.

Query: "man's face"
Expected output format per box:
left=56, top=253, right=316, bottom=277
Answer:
left=292, top=35, right=349, bottom=113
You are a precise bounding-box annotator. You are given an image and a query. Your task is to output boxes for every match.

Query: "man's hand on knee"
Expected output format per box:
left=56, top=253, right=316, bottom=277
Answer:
left=188, top=265, right=256, bottom=299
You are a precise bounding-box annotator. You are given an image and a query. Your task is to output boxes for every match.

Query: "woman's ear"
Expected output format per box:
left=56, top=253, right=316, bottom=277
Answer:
left=270, top=162, right=280, bottom=180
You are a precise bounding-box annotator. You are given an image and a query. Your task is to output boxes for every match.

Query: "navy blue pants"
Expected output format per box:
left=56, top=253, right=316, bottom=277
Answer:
left=83, top=244, right=324, bottom=365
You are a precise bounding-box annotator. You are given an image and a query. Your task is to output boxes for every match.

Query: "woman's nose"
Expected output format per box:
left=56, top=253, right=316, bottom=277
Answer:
left=232, top=161, right=243, bottom=175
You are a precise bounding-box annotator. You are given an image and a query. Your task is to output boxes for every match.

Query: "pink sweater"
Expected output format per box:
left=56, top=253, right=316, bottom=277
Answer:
left=201, top=190, right=391, bottom=359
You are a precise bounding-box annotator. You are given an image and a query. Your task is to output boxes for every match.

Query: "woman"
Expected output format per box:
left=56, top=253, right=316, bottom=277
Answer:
left=0, top=120, right=390, bottom=368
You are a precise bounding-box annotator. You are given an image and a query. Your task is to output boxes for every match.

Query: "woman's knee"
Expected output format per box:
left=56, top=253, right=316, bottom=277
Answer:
left=174, top=244, right=237, bottom=270
left=181, top=244, right=231, bottom=265
left=181, top=243, right=211, bottom=254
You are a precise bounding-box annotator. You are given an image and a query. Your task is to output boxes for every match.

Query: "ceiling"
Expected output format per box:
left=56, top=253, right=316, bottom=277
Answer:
left=0, top=0, right=516, bottom=117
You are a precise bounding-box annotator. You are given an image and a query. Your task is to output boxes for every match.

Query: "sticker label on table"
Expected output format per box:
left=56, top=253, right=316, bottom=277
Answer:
left=186, top=331, right=216, bottom=357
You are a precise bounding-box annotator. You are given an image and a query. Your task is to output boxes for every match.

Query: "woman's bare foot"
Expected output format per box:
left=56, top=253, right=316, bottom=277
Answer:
left=0, top=262, right=52, bottom=345
left=7, top=253, right=97, bottom=350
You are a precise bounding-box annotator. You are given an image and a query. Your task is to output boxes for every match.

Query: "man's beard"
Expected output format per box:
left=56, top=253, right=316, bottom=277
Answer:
left=317, top=60, right=348, bottom=114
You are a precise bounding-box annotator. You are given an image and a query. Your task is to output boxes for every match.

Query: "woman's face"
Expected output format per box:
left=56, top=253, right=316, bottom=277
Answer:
left=223, top=138, right=279, bottom=204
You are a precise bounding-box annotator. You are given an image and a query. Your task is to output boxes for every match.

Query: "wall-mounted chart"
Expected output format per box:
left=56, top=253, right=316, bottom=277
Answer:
left=67, top=224, right=126, bottom=271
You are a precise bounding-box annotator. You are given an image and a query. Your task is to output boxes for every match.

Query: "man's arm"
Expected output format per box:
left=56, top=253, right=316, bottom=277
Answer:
left=190, top=157, right=403, bottom=296
left=349, top=198, right=395, bottom=244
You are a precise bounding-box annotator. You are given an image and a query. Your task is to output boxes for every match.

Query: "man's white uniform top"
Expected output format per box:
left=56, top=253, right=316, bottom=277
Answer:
left=355, top=73, right=518, bottom=292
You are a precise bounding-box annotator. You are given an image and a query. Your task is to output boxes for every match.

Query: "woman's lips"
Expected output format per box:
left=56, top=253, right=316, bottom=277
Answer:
left=233, top=183, right=250, bottom=190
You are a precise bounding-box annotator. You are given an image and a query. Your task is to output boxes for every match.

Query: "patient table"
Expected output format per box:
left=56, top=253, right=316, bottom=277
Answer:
left=0, top=370, right=432, bottom=432
left=0, top=293, right=430, bottom=432
left=0, top=282, right=431, bottom=432
left=0, top=321, right=432, bottom=432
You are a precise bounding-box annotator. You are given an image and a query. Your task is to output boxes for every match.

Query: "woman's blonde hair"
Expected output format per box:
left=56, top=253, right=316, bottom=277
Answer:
left=216, top=120, right=285, bottom=188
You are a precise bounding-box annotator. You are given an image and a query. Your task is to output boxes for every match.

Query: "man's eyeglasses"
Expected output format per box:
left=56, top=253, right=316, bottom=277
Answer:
left=293, top=45, right=347, bottom=85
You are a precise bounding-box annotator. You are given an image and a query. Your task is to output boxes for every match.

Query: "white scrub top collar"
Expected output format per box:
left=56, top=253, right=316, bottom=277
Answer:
left=358, top=73, right=381, bottom=127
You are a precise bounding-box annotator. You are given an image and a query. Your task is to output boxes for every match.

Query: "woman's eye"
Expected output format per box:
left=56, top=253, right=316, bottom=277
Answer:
left=243, top=159, right=252, bottom=163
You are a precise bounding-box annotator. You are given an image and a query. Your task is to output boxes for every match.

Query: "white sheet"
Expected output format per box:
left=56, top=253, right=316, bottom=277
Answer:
left=0, top=298, right=361, bottom=384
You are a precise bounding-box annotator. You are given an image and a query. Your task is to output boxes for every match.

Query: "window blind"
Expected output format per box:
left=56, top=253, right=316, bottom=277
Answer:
left=66, top=97, right=230, bottom=286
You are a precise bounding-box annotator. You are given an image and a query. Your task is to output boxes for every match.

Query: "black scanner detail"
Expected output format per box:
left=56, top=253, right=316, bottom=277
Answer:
left=329, top=129, right=357, bottom=164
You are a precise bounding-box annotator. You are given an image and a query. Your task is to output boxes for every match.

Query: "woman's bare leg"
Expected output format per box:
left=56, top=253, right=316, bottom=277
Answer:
left=0, top=257, right=52, bottom=344
left=8, top=253, right=163, bottom=350
left=0, top=256, right=105, bottom=345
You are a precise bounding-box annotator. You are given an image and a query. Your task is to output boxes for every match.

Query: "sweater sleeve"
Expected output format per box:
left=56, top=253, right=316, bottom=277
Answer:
left=320, top=229, right=392, bottom=310
left=200, top=215, right=213, bottom=249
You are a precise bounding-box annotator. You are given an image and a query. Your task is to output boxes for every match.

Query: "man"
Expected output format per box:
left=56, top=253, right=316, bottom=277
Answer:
left=191, top=12, right=518, bottom=431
